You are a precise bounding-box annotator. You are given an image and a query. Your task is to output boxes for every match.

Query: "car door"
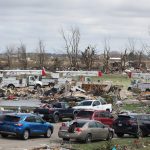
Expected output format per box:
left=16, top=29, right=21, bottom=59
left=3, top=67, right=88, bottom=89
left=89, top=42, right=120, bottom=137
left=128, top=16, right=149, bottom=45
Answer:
left=25, top=116, right=37, bottom=135
left=95, top=121, right=109, bottom=139
left=34, top=116, right=47, bottom=135
left=88, top=121, right=99, bottom=140
left=92, top=101, right=100, bottom=110
left=98, top=111, right=113, bottom=127
left=59, top=103, right=73, bottom=118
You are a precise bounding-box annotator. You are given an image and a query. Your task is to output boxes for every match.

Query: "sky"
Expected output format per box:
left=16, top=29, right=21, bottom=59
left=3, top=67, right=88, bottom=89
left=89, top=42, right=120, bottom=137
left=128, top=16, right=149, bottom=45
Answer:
left=0, top=0, right=150, bottom=53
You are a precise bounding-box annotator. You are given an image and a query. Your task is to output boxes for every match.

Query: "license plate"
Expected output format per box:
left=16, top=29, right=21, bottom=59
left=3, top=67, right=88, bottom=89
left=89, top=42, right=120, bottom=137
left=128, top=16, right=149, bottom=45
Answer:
left=118, top=123, right=122, bottom=126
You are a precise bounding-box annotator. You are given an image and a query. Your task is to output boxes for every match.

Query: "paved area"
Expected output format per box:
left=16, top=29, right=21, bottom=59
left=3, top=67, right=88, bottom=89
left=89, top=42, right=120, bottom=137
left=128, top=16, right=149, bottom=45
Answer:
left=0, top=123, right=62, bottom=150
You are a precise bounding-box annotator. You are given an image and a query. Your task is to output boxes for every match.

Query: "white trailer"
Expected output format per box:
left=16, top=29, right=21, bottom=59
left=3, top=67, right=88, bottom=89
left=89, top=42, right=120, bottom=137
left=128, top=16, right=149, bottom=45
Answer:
left=128, top=79, right=150, bottom=92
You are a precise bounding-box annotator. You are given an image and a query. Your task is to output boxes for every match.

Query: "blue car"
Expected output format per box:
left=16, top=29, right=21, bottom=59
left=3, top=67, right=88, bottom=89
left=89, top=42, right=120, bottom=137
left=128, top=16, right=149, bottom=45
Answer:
left=0, top=113, right=54, bottom=140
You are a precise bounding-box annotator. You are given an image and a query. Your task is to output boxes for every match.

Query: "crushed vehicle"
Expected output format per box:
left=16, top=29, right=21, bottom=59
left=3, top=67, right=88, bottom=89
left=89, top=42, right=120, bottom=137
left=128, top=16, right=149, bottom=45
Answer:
left=58, top=119, right=114, bottom=143
left=113, top=113, right=150, bottom=138
left=0, top=113, right=54, bottom=140
left=34, top=102, right=79, bottom=123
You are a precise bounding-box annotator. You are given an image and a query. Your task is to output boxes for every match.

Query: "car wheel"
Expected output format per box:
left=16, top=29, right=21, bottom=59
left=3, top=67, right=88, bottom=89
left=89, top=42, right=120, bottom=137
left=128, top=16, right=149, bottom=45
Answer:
left=106, top=132, right=113, bottom=141
left=44, top=128, right=52, bottom=138
left=84, top=134, right=92, bottom=143
left=22, top=130, right=29, bottom=140
left=63, top=138, right=70, bottom=141
left=53, top=114, right=59, bottom=123
left=8, top=84, right=15, bottom=90
left=135, top=129, right=144, bottom=138
left=1, top=134, right=8, bottom=138
left=116, top=133, right=124, bottom=137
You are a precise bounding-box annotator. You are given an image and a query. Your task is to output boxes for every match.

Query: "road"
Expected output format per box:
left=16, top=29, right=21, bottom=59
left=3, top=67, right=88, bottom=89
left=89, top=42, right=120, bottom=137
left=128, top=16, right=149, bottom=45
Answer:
left=0, top=123, right=62, bottom=150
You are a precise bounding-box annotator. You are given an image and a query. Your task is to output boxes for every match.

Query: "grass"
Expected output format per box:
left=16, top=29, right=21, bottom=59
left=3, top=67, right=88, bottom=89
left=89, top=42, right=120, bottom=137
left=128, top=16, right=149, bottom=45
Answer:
left=71, top=137, right=150, bottom=150
left=81, top=74, right=131, bottom=89
left=122, top=103, right=150, bottom=113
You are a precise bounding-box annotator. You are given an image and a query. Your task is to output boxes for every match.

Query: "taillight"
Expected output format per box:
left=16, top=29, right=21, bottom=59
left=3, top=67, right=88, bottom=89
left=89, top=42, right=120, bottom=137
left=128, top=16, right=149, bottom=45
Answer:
left=62, top=122, right=66, bottom=127
left=75, top=128, right=82, bottom=132
left=15, top=123, right=23, bottom=126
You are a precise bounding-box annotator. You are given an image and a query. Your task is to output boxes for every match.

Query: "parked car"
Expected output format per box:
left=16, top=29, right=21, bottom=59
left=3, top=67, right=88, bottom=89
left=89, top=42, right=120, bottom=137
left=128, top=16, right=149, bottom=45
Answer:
left=58, top=119, right=114, bottom=143
left=73, top=99, right=112, bottom=112
left=76, top=110, right=114, bottom=127
left=113, top=113, right=150, bottom=137
left=34, top=102, right=79, bottom=123
left=0, top=113, right=54, bottom=140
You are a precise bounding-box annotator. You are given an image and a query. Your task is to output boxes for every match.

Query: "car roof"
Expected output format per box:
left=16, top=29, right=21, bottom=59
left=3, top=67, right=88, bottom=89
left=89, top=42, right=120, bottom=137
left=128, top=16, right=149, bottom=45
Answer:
left=118, top=113, right=150, bottom=117
left=3, top=113, right=36, bottom=118
left=72, top=119, right=98, bottom=123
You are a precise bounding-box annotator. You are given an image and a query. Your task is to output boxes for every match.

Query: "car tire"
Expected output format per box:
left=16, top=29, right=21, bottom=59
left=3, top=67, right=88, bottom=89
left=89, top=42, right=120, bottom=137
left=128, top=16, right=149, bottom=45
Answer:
left=44, top=128, right=52, bottom=138
left=8, top=84, right=15, bottom=90
left=1, top=134, right=8, bottom=138
left=116, top=133, right=124, bottom=137
left=106, top=132, right=113, bottom=141
left=63, top=138, right=70, bottom=141
left=84, top=134, right=92, bottom=143
left=135, top=129, right=144, bottom=138
left=22, top=130, right=29, bottom=140
left=53, top=114, right=59, bottom=123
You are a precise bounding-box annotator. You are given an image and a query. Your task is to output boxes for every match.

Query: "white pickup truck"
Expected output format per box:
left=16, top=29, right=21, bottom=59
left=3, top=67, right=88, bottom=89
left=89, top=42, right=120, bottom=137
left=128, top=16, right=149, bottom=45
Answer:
left=73, top=98, right=112, bottom=112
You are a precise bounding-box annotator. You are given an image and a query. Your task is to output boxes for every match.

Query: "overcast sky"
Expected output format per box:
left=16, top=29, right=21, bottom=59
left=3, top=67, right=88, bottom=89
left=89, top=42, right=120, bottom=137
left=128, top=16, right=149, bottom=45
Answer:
left=0, top=0, right=150, bottom=53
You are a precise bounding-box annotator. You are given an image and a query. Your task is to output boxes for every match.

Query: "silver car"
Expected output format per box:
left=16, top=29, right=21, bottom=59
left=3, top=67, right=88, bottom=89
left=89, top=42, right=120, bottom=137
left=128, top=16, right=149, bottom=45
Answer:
left=58, top=119, right=114, bottom=143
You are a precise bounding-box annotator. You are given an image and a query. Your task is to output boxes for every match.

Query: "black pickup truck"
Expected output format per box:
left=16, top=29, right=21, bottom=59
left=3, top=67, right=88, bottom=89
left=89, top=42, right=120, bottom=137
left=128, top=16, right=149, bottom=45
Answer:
left=34, top=102, right=79, bottom=123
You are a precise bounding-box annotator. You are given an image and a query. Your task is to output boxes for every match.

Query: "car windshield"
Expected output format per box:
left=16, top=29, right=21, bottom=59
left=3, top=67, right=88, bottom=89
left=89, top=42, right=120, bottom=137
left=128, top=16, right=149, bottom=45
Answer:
left=78, top=101, right=92, bottom=106
left=77, top=111, right=93, bottom=118
left=0, top=115, right=21, bottom=122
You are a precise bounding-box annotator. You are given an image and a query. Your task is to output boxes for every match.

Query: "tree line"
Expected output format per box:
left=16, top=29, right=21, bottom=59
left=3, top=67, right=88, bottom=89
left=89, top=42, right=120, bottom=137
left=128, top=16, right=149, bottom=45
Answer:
left=1, top=27, right=150, bottom=72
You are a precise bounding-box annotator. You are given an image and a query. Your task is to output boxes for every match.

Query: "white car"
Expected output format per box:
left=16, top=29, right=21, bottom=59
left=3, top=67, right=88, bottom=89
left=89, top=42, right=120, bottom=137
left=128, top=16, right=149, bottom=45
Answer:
left=73, top=99, right=112, bottom=112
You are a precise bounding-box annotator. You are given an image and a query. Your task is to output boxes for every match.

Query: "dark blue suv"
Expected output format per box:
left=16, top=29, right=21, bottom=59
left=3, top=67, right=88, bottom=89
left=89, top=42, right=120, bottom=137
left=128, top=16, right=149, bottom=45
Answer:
left=0, top=113, right=54, bottom=140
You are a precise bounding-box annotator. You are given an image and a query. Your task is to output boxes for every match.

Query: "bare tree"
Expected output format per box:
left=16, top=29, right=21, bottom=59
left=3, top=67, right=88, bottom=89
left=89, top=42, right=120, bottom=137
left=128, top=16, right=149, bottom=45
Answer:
left=103, top=39, right=110, bottom=73
left=120, top=49, right=127, bottom=71
left=81, top=45, right=96, bottom=70
left=127, top=39, right=144, bottom=69
left=17, top=43, right=28, bottom=69
left=61, top=27, right=80, bottom=70
left=36, top=40, right=46, bottom=68
left=5, top=46, right=15, bottom=69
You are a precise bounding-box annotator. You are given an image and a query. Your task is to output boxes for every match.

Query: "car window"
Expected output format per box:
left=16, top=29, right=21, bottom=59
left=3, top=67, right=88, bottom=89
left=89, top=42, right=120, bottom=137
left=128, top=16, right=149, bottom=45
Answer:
left=93, top=101, right=100, bottom=106
left=95, top=122, right=104, bottom=128
left=35, top=116, right=44, bottom=123
left=25, top=116, right=36, bottom=122
left=100, top=98, right=107, bottom=105
left=78, top=101, right=92, bottom=106
left=53, top=103, right=62, bottom=108
left=99, top=112, right=110, bottom=118
left=64, top=103, right=69, bottom=109
left=88, top=121, right=97, bottom=128
left=77, top=111, right=94, bottom=118
left=1, top=115, right=21, bottom=122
